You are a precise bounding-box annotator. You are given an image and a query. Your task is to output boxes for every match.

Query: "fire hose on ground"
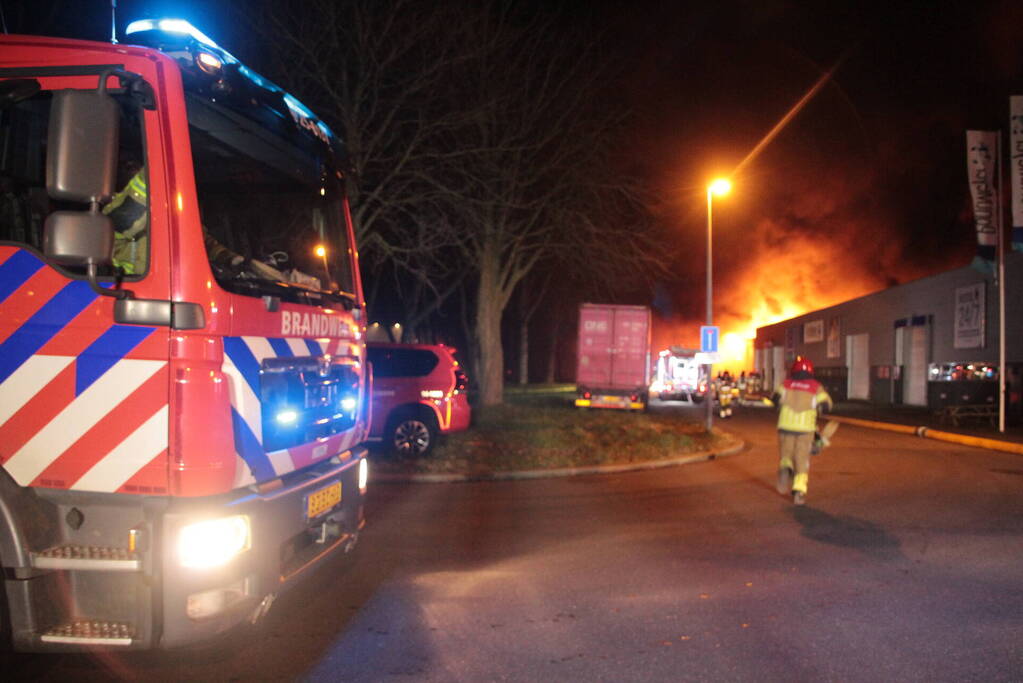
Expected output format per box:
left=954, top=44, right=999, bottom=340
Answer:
left=829, top=416, right=1023, bottom=456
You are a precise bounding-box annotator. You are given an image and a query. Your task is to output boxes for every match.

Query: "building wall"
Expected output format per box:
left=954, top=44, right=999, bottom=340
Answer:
left=755, top=252, right=1023, bottom=410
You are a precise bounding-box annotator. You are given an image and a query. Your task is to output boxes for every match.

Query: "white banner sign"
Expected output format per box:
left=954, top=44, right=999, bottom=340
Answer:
left=1010, top=98, right=1023, bottom=229
left=1011, top=97, right=1023, bottom=251
left=954, top=283, right=985, bottom=349
left=966, top=130, right=1000, bottom=265
left=826, top=318, right=841, bottom=359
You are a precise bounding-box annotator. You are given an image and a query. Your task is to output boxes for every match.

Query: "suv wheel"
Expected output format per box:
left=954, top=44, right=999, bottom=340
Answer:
left=388, top=412, right=437, bottom=457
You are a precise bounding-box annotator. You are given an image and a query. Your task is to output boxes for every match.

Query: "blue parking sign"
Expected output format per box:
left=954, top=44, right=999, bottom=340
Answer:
left=700, top=325, right=719, bottom=353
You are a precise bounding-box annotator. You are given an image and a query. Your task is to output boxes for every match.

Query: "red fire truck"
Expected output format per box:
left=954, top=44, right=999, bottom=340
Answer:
left=650, top=346, right=707, bottom=402
left=0, top=20, right=369, bottom=650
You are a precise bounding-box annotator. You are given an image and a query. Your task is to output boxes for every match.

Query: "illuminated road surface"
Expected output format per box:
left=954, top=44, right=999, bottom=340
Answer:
left=6, top=403, right=1023, bottom=681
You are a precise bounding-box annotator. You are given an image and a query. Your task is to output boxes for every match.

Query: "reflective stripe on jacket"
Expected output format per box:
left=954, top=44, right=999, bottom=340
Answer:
left=776, top=378, right=832, bottom=433
left=103, top=170, right=148, bottom=239
left=127, top=171, right=147, bottom=201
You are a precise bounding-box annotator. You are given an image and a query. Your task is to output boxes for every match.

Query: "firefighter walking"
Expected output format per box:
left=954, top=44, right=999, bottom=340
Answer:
left=773, top=357, right=832, bottom=505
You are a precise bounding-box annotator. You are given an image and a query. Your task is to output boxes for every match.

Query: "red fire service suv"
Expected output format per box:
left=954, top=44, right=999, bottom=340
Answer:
left=367, top=343, right=471, bottom=457
left=0, top=20, right=370, bottom=650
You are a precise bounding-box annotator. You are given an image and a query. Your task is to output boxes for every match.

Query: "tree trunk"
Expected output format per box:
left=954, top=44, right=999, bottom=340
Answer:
left=455, top=283, right=480, bottom=387
left=545, top=316, right=560, bottom=384
left=475, top=250, right=506, bottom=406
left=518, top=289, right=529, bottom=385
left=518, top=319, right=529, bottom=385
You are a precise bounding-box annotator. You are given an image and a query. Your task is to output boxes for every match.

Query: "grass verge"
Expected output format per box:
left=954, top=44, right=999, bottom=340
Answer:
left=371, top=385, right=733, bottom=476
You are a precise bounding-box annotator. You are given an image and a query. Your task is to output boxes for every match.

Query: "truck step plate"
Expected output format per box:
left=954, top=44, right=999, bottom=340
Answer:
left=41, top=619, right=135, bottom=646
left=33, top=545, right=139, bottom=571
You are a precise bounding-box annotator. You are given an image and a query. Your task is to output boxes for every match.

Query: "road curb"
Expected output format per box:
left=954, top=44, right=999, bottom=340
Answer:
left=830, top=416, right=1023, bottom=455
left=370, top=431, right=746, bottom=484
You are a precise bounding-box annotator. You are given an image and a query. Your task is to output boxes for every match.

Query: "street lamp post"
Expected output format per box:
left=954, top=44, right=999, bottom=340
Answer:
left=705, top=178, right=731, bottom=433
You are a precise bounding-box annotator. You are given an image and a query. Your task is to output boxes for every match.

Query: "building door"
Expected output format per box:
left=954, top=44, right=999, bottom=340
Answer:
left=846, top=333, right=870, bottom=400
left=771, top=347, right=786, bottom=390
left=903, top=325, right=928, bottom=406
left=893, top=326, right=905, bottom=404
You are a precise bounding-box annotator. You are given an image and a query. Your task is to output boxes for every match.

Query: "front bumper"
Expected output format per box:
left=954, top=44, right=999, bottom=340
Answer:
left=2, top=447, right=367, bottom=651
left=159, top=447, right=367, bottom=648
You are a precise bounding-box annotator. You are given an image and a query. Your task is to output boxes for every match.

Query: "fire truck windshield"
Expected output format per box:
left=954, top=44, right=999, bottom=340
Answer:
left=186, top=95, right=355, bottom=306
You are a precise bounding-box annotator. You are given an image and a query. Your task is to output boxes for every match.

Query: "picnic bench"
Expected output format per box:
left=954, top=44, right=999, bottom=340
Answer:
left=935, top=404, right=997, bottom=428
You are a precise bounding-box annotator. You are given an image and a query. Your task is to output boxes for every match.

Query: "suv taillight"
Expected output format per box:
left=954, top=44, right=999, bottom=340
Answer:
left=454, top=368, right=468, bottom=393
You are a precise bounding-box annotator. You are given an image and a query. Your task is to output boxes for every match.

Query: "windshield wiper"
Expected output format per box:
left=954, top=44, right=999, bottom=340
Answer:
left=215, top=272, right=356, bottom=309
left=216, top=273, right=297, bottom=299
left=321, top=289, right=356, bottom=309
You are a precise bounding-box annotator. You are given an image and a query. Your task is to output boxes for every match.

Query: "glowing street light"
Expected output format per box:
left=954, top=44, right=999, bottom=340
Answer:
left=705, top=177, right=731, bottom=432
left=314, top=244, right=333, bottom=290
left=709, top=178, right=732, bottom=197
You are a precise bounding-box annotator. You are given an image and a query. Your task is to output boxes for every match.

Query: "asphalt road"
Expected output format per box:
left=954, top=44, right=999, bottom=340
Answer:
left=7, top=402, right=1023, bottom=681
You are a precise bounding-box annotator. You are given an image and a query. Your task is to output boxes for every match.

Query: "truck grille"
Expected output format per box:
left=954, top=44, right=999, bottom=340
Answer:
left=33, top=545, right=139, bottom=571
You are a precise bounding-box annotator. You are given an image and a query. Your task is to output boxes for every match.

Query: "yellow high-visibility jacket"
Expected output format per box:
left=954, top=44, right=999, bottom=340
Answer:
left=104, top=170, right=148, bottom=274
left=776, top=378, right=832, bottom=433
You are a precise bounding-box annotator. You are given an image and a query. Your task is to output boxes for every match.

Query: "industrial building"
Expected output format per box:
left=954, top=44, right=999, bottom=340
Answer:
left=754, top=252, right=1023, bottom=422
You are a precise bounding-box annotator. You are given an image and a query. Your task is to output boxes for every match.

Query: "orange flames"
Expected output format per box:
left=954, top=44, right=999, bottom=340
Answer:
left=653, top=214, right=942, bottom=375
left=716, top=217, right=889, bottom=372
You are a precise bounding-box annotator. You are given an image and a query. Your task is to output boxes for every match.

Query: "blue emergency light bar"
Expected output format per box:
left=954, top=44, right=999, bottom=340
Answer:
left=124, top=18, right=333, bottom=143
left=125, top=18, right=219, bottom=49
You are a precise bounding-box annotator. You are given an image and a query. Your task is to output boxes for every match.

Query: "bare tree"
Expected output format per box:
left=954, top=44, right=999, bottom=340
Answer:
left=249, top=1, right=665, bottom=406
left=432, top=5, right=664, bottom=406
left=245, top=0, right=475, bottom=316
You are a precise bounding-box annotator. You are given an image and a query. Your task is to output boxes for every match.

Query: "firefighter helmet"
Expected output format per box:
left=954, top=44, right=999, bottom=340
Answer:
left=790, top=356, right=814, bottom=376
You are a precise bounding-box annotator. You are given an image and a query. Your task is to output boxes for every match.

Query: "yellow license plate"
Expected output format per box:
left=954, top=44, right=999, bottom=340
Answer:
left=306, top=481, right=342, bottom=519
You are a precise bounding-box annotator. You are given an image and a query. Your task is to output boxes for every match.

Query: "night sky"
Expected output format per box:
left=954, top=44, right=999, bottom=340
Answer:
left=8, top=0, right=1019, bottom=347
left=599, top=0, right=1022, bottom=347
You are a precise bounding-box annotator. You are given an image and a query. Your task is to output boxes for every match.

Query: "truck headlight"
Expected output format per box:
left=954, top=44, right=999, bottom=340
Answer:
left=178, top=515, right=251, bottom=569
left=358, top=457, right=368, bottom=493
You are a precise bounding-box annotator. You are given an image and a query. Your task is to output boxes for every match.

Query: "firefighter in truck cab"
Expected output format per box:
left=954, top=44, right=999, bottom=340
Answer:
left=103, top=162, right=148, bottom=274
left=772, top=357, right=832, bottom=506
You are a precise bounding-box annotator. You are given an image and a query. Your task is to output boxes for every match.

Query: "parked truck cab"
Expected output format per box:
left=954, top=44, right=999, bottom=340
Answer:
left=0, top=21, right=369, bottom=650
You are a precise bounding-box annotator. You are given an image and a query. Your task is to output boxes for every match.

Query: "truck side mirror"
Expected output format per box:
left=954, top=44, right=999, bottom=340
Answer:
left=43, top=79, right=121, bottom=288
left=44, top=211, right=114, bottom=267
left=45, top=88, right=119, bottom=203
left=44, top=76, right=120, bottom=269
